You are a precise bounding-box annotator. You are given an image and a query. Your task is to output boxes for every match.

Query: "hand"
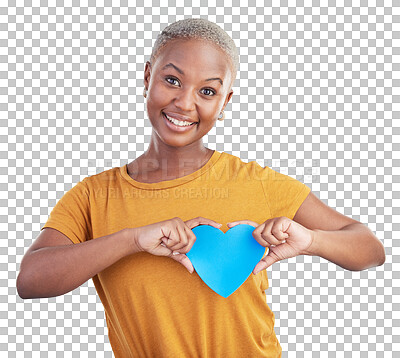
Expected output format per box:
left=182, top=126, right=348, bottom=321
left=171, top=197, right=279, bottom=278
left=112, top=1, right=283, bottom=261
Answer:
left=227, top=217, right=314, bottom=274
left=133, top=217, right=222, bottom=274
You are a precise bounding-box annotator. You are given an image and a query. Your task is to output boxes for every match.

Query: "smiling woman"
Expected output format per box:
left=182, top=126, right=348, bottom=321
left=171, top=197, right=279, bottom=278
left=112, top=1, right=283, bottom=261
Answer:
left=124, top=20, right=239, bottom=183
left=141, top=38, right=233, bottom=153
left=17, top=17, right=384, bottom=358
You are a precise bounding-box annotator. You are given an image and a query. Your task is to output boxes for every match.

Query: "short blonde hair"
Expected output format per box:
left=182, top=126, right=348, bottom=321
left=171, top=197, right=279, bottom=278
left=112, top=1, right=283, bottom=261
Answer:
left=150, top=18, right=239, bottom=83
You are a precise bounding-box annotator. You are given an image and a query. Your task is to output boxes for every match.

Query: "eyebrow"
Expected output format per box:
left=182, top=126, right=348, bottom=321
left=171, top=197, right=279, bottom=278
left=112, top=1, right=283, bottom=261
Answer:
left=161, top=63, right=223, bottom=86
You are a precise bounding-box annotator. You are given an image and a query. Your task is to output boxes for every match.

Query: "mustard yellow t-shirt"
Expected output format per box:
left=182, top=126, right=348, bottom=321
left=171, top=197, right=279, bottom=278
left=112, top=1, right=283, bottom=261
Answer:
left=42, top=150, right=311, bottom=358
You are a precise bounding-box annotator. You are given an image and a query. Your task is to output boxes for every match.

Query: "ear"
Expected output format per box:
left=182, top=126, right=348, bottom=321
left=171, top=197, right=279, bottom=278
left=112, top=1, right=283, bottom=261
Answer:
left=221, top=90, right=233, bottom=112
left=144, top=61, right=152, bottom=89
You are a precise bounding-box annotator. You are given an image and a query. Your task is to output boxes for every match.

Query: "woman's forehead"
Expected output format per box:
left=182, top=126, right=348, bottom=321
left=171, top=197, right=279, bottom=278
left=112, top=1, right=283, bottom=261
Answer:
left=153, top=39, right=233, bottom=78
left=157, top=39, right=229, bottom=63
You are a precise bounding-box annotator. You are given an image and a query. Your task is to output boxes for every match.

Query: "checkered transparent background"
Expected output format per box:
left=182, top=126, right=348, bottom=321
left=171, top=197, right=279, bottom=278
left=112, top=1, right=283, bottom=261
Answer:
left=1, top=0, right=399, bottom=357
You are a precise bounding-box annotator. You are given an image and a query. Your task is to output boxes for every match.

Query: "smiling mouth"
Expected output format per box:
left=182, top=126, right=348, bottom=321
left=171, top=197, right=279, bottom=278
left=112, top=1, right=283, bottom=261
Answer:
left=163, top=112, right=198, bottom=127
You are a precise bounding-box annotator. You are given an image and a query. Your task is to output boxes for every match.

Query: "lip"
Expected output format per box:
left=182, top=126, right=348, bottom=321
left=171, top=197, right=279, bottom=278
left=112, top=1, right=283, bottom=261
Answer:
left=163, top=111, right=198, bottom=123
left=163, top=112, right=198, bottom=132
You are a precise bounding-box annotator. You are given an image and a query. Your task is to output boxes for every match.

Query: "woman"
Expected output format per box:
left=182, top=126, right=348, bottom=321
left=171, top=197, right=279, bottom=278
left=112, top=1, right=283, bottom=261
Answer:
left=17, top=18, right=385, bottom=357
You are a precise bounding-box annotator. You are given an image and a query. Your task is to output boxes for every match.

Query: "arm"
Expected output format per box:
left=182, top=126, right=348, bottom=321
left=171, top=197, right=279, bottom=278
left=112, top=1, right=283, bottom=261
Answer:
left=229, top=191, right=385, bottom=273
left=17, top=216, right=219, bottom=299
left=293, top=192, right=386, bottom=271
left=17, top=227, right=137, bottom=299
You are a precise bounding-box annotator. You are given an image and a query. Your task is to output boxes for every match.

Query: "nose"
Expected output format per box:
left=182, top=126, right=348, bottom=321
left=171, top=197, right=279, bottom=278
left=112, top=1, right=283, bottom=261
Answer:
left=174, top=88, right=196, bottom=112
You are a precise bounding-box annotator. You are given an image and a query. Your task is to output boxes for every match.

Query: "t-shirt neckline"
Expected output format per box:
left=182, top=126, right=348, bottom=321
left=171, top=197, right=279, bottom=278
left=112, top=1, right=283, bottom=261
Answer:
left=119, top=150, right=222, bottom=190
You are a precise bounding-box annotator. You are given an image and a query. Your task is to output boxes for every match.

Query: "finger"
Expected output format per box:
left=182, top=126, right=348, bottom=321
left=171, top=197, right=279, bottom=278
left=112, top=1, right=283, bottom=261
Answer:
left=261, top=230, right=281, bottom=246
left=184, top=217, right=222, bottom=230
left=271, top=225, right=289, bottom=241
left=178, top=226, right=197, bottom=254
left=226, top=220, right=259, bottom=228
left=266, top=219, right=289, bottom=245
left=157, top=242, right=174, bottom=256
left=170, top=253, right=194, bottom=274
left=254, top=220, right=281, bottom=246
left=161, top=224, right=180, bottom=248
left=161, top=246, right=194, bottom=274
left=271, top=217, right=291, bottom=241
left=250, top=222, right=270, bottom=247
left=253, top=261, right=267, bottom=274
left=169, top=224, right=188, bottom=251
left=253, top=251, right=280, bottom=274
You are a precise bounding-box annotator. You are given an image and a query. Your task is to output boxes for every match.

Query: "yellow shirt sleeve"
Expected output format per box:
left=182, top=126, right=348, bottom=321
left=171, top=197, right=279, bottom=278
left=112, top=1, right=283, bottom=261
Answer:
left=41, top=178, right=92, bottom=244
left=261, top=166, right=311, bottom=220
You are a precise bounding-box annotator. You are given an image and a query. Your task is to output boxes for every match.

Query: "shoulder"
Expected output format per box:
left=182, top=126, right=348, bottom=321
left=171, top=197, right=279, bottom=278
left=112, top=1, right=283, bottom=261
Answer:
left=218, top=152, right=265, bottom=178
left=64, top=167, right=124, bottom=200
left=82, top=166, right=122, bottom=187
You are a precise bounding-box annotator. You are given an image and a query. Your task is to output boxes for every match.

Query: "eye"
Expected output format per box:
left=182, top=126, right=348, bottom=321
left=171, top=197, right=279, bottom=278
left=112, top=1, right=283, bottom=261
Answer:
left=201, top=88, right=216, bottom=96
left=165, top=76, right=180, bottom=86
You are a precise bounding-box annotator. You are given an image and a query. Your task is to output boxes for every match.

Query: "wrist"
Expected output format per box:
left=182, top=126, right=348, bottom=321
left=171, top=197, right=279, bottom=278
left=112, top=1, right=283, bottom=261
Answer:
left=123, top=227, right=141, bottom=255
left=303, top=229, right=322, bottom=256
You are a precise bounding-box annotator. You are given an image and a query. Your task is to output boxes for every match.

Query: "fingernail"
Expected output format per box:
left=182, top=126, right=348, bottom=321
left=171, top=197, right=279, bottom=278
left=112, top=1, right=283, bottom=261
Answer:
left=173, top=251, right=180, bottom=255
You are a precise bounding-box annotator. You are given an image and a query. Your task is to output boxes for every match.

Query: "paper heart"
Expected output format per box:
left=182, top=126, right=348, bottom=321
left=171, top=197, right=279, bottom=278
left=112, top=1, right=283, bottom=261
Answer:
left=187, top=224, right=266, bottom=298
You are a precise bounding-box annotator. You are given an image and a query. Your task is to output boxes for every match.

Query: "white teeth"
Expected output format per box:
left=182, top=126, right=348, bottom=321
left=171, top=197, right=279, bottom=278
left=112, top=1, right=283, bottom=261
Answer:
left=165, top=114, right=195, bottom=127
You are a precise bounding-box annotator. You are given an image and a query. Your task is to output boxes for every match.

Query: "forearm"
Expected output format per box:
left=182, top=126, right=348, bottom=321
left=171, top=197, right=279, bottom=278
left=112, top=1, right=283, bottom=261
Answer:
left=305, top=223, right=386, bottom=271
left=18, top=228, right=137, bottom=299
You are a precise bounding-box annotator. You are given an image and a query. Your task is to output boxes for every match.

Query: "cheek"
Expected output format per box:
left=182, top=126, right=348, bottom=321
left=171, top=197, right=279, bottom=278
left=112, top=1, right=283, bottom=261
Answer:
left=146, top=96, right=166, bottom=123
left=147, top=86, right=166, bottom=107
left=198, top=102, right=220, bottom=120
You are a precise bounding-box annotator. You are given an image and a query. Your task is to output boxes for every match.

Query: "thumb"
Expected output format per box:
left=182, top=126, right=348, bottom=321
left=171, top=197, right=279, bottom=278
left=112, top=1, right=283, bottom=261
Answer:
left=159, top=244, right=194, bottom=274
left=227, top=220, right=259, bottom=228
left=253, top=250, right=280, bottom=274
left=158, top=243, right=175, bottom=256
left=170, top=253, right=194, bottom=274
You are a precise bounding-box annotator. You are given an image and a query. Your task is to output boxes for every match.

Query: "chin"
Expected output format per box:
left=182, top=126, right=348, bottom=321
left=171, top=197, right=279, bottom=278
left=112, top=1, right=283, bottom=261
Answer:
left=162, top=137, right=197, bottom=148
left=152, top=125, right=199, bottom=147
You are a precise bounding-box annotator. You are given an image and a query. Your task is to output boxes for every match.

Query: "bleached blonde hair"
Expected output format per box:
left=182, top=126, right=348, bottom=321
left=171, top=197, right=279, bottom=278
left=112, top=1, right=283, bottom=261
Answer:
left=150, top=18, right=239, bottom=85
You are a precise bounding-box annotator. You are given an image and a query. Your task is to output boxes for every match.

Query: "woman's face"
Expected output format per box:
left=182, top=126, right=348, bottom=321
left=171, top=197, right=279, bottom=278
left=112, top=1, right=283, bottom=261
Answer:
left=144, top=38, right=234, bottom=148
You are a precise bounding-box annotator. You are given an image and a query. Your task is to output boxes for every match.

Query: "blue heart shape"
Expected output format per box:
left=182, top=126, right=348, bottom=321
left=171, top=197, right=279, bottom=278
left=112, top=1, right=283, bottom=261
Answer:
left=187, top=224, right=266, bottom=298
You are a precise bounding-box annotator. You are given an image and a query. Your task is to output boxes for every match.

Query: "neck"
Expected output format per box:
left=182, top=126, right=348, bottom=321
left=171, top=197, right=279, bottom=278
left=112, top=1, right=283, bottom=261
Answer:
left=130, top=136, right=214, bottom=181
